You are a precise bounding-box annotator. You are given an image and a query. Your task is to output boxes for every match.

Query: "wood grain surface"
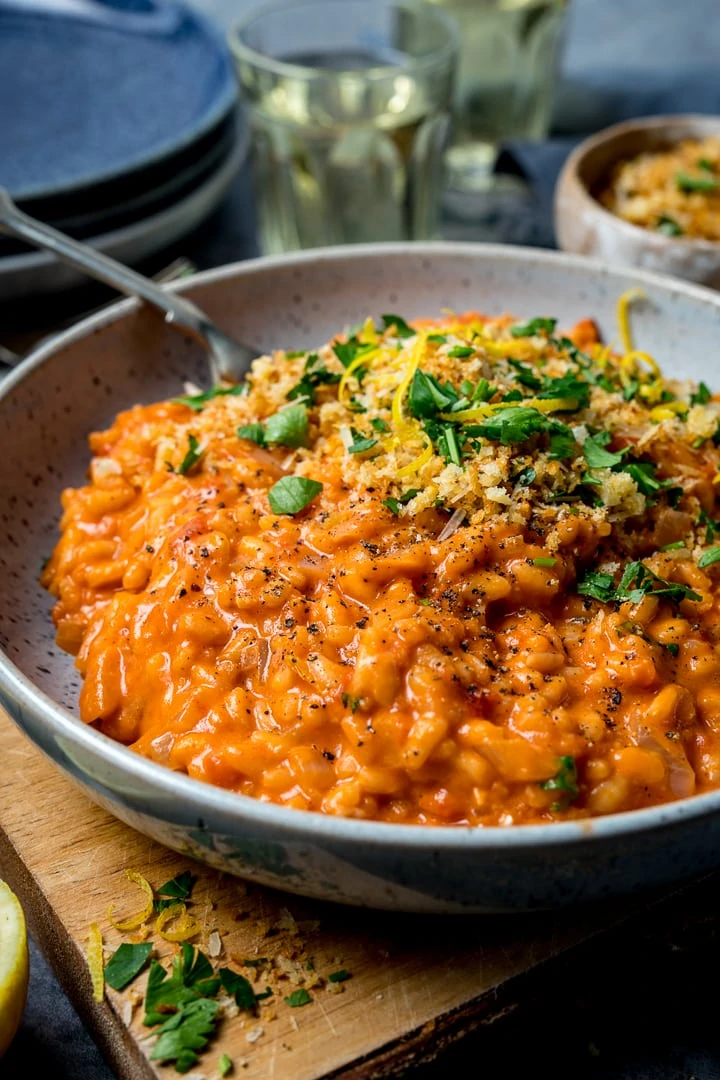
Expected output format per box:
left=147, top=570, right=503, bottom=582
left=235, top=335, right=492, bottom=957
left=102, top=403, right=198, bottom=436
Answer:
left=0, top=707, right=646, bottom=1080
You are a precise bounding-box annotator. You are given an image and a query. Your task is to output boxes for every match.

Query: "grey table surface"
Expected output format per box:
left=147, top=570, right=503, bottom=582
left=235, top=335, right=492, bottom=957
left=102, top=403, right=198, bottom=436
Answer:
left=5, top=0, right=720, bottom=1077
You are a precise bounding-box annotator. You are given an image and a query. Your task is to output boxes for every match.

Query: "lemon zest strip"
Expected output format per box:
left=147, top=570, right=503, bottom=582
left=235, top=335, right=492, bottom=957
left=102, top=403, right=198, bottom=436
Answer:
left=650, top=402, right=688, bottom=423
left=440, top=397, right=576, bottom=423
left=617, top=289, right=646, bottom=353
left=87, top=922, right=104, bottom=1003
left=107, top=869, right=154, bottom=932
left=620, top=350, right=661, bottom=378
left=155, top=902, right=201, bottom=943
left=397, top=441, right=433, bottom=478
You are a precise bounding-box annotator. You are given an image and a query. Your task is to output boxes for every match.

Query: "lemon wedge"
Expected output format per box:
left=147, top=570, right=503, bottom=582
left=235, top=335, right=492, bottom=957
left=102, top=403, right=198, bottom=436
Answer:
left=0, top=879, right=29, bottom=1058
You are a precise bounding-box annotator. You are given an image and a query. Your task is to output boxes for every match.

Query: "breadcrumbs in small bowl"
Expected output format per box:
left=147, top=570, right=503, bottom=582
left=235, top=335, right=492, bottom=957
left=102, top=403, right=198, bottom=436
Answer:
left=555, top=115, right=720, bottom=290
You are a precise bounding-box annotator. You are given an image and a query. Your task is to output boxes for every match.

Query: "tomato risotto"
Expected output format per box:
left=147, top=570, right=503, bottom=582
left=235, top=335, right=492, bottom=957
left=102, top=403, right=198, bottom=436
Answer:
left=42, top=299, right=720, bottom=825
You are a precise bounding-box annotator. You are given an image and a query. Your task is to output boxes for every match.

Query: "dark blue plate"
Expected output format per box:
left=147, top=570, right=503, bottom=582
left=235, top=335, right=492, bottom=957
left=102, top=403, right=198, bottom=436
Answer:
left=0, top=0, right=238, bottom=201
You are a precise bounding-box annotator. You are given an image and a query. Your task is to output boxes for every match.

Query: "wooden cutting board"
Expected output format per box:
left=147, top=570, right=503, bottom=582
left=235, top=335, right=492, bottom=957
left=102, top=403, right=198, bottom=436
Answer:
left=0, top=706, right=656, bottom=1080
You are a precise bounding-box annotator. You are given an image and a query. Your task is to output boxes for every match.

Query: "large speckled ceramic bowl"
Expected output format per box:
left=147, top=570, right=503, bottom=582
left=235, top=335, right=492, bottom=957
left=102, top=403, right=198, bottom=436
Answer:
left=4, top=243, right=720, bottom=914
left=555, top=115, right=720, bottom=289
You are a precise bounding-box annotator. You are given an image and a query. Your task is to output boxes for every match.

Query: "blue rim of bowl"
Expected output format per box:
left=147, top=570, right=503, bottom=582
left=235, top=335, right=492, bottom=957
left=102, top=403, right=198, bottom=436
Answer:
left=3, top=241, right=720, bottom=852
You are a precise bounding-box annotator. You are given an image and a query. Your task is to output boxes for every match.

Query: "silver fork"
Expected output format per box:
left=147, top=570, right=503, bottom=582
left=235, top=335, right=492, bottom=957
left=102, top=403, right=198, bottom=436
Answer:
left=0, top=187, right=258, bottom=384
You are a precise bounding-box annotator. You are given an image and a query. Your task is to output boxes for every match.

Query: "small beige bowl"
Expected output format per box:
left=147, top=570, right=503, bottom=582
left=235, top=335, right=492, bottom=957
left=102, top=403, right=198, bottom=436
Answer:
left=555, top=114, right=720, bottom=289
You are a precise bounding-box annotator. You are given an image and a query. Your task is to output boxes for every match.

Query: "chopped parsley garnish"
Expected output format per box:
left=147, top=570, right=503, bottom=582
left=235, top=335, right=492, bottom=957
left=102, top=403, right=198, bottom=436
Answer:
left=268, top=476, right=323, bottom=515
left=219, top=1053, right=233, bottom=1077
left=698, top=546, right=720, bottom=569
left=264, top=404, right=309, bottom=448
left=342, top=693, right=362, bottom=712
left=236, top=422, right=265, bottom=445
left=154, top=871, right=197, bottom=913
left=427, top=333, right=447, bottom=343
left=173, top=383, right=248, bottom=411
left=218, top=967, right=258, bottom=1011
left=447, top=345, right=474, bottom=358
left=698, top=508, right=720, bottom=543
left=548, top=426, right=578, bottom=460
left=538, top=371, right=591, bottom=409
left=510, top=316, right=557, bottom=338
left=328, top=969, right=351, bottom=983
left=382, top=489, right=419, bottom=515
left=346, top=427, right=378, bottom=455
left=144, top=944, right=220, bottom=1027
left=582, top=430, right=627, bottom=470
left=150, top=997, right=219, bottom=1073
left=541, top=755, right=578, bottom=809
left=656, top=214, right=684, bottom=237
left=532, top=557, right=557, bottom=568
left=660, top=540, right=686, bottom=551
left=104, top=942, right=153, bottom=991
left=578, top=562, right=701, bottom=606
left=665, top=643, right=680, bottom=657
left=370, top=417, right=390, bottom=432
left=623, top=461, right=667, bottom=496
left=287, top=353, right=341, bottom=403
left=691, top=382, right=712, bottom=406
left=467, top=407, right=556, bottom=446
left=676, top=171, right=719, bottom=193
left=699, top=158, right=716, bottom=173
left=381, top=313, right=415, bottom=339
left=408, top=369, right=457, bottom=418
left=176, top=435, right=203, bottom=476
left=285, top=988, right=312, bottom=1008
left=508, top=359, right=542, bottom=391
left=332, top=339, right=376, bottom=370
left=515, top=466, right=536, bottom=486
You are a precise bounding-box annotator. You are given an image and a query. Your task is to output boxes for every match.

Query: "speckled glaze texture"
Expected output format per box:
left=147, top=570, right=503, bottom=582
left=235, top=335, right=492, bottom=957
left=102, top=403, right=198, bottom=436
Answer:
left=5, top=244, right=720, bottom=913
left=555, top=115, right=720, bottom=288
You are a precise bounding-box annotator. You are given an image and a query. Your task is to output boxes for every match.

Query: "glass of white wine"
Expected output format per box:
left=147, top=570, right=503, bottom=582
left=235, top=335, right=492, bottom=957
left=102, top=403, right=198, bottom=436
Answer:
left=426, top=0, right=570, bottom=194
left=229, top=0, right=458, bottom=254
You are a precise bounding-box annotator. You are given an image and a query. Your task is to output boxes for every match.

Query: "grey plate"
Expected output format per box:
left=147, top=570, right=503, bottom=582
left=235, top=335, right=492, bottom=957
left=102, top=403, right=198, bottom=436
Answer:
left=2, top=243, right=720, bottom=914
left=0, top=125, right=247, bottom=301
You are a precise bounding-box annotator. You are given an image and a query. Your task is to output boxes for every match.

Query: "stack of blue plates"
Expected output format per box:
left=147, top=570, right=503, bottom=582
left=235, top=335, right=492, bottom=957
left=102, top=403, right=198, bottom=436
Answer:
left=0, top=0, right=245, bottom=299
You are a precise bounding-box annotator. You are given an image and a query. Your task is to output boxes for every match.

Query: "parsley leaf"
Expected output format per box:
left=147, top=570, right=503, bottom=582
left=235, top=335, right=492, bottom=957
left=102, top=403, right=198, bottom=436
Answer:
left=532, top=557, right=557, bottom=568
left=346, top=427, right=378, bottom=455
left=264, top=404, right=309, bottom=448
left=237, top=422, right=265, bottom=445
left=676, top=171, right=719, bottom=193
left=144, top=944, right=220, bottom=1026
left=218, top=968, right=258, bottom=1011
left=548, top=426, right=578, bottom=460
left=370, top=417, right=390, bottom=432
left=691, top=382, right=712, bottom=406
left=538, top=372, right=591, bottom=409
left=342, top=693, right=362, bottom=712
left=173, top=384, right=248, bottom=411
left=541, top=756, right=579, bottom=809
left=150, top=997, right=219, bottom=1074
left=698, top=508, right=720, bottom=543
left=154, top=871, right=197, bottom=914
left=698, top=547, right=720, bottom=569
left=510, top=316, right=557, bottom=338
left=382, top=489, right=419, bottom=515
left=176, top=435, right=203, bottom=476
left=219, top=1053, right=233, bottom=1077
left=286, top=353, right=341, bottom=404
left=447, top=345, right=474, bottom=358
left=268, top=476, right=323, bottom=515
left=381, top=313, right=415, bottom=339
left=623, top=461, right=667, bottom=497
left=656, top=214, right=684, bottom=237
left=408, top=370, right=457, bottom=419
left=468, top=406, right=552, bottom=445
left=582, top=431, right=627, bottom=469
left=699, top=158, right=716, bottom=173
left=515, top=466, right=536, bottom=486
left=328, top=969, right=351, bottom=983
left=427, top=333, right=447, bottom=343
left=508, top=359, right=542, bottom=391
left=284, top=988, right=312, bottom=1007
left=578, top=570, right=617, bottom=603
left=104, top=943, right=153, bottom=991
left=332, top=339, right=376, bottom=370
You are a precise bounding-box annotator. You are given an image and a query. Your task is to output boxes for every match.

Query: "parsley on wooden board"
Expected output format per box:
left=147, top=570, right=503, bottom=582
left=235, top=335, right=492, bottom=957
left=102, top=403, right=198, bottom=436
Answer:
left=150, top=997, right=219, bottom=1073
left=154, top=871, right=196, bottom=913
left=328, top=969, right=351, bottom=983
left=284, top=988, right=312, bottom=1007
left=218, top=1053, right=234, bottom=1077
left=144, top=944, right=220, bottom=1026
left=104, top=942, right=153, bottom=991
left=268, top=476, right=323, bottom=515
left=173, top=383, right=248, bottom=411
left=218, top=967, right=258, bottom=1010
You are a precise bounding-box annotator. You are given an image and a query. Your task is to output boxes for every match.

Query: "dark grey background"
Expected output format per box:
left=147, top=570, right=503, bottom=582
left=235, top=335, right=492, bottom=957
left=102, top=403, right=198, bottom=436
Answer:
left=5, top=0, right=720, bottom=1077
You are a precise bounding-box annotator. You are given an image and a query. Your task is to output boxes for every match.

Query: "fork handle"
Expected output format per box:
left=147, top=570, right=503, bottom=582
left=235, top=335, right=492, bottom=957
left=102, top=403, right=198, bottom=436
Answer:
left=0, top=187, right=213, bottom=349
